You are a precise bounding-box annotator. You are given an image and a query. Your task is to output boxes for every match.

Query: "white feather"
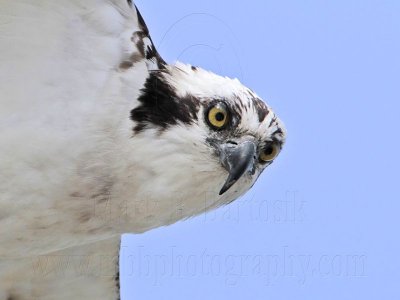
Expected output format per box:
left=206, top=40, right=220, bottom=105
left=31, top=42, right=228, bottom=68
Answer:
left=0, top=0, right=285, bottom=298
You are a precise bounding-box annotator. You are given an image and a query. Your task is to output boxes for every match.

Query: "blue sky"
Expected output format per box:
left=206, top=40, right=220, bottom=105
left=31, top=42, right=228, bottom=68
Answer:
left=121, top=1, right=400, bottom=299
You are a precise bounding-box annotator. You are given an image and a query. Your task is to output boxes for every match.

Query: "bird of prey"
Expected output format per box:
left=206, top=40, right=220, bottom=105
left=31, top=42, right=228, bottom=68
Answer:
left=0, top=0, right=286, bottom=299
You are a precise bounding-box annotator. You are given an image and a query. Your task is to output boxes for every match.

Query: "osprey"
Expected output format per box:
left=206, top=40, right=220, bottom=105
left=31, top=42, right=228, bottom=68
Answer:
left=0, top=0, right=286, bottom=299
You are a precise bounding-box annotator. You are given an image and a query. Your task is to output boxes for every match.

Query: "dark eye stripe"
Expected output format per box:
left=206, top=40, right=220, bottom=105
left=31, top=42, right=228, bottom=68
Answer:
left=268, top=116, right=277, bottom=128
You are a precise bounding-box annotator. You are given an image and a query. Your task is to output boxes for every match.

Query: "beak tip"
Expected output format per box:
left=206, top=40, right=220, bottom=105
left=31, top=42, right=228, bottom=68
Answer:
left=219, top=179, right=235, bottom=195
left=219, top=181, right=231, bottom=195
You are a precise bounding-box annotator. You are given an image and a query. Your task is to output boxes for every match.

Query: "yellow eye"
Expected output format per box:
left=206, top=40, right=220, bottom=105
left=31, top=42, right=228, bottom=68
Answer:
left=259, top=143, right=280, bottom=162
left=207, top=103, right=229, bottom=129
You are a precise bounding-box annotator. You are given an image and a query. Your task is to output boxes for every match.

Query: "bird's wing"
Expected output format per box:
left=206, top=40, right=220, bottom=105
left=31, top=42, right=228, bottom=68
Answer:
left=0, top=236, right=121, bottom=300
left=0, top=0, right=163, bottom=298
left=0, top=0, right=164, bottom=126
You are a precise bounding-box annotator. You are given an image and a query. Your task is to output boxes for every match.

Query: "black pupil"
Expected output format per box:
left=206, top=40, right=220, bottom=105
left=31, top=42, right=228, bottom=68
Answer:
left=215, top=112, right=225, bottom=122
left=264, top=145, right=274, bottom=156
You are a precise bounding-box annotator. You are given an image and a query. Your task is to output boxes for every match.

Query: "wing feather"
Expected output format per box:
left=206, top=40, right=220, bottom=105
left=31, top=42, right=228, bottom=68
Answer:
left=0, top=0, right=161, bottom=298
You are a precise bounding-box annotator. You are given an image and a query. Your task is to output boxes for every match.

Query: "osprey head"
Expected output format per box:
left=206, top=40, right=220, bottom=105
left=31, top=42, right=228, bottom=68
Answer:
left=129, top=62, right=286, bottom=214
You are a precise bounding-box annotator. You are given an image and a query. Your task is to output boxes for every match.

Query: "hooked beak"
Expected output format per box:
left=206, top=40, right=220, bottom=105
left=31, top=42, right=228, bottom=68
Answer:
left=217, top=140, right=257, bottom=195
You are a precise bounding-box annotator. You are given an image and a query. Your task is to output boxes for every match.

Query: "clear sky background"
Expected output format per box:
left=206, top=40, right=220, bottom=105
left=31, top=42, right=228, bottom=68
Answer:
left=121, top=1, right=400, bottom=299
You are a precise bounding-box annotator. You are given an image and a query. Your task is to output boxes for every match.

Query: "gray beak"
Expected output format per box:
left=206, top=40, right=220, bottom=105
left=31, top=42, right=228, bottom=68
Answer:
left=218, top=141, right=257, bottom=195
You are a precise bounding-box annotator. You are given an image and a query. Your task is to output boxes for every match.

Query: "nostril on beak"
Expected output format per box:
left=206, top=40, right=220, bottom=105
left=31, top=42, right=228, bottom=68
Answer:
left=218, top=140, right=257, bottom=195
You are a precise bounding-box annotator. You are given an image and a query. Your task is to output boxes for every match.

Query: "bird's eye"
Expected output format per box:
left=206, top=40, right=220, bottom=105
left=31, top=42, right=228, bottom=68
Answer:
left=259, top=143, right=280, bottom=163
left=207, top=103, right=229, bottom=129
